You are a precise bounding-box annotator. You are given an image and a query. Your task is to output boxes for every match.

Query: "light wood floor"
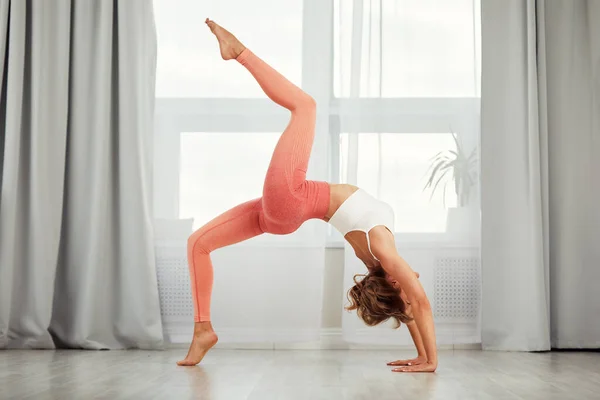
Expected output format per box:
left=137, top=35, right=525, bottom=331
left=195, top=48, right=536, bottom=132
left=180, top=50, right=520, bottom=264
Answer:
left=1, top=349, right=599, bottom=399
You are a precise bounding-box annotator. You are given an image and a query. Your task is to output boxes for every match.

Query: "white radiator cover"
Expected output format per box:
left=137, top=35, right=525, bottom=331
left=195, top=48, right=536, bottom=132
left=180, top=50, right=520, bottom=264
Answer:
left=155, top=244, right=194, bottom=324
left=433, top=256, right=481, bottom=323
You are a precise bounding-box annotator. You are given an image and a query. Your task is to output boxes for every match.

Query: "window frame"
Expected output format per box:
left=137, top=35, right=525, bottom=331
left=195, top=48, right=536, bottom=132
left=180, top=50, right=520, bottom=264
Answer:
left=153, top=0, right=480, bottom=248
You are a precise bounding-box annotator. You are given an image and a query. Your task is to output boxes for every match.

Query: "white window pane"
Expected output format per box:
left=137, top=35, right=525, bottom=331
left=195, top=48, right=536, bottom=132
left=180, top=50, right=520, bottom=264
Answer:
left=154, top=0, right=303, bottom=98
left=340, top=133, right=469, bottom=233
left=334, top=0, right=480, bottom=98
left=179, top=132, right=279, bottom=229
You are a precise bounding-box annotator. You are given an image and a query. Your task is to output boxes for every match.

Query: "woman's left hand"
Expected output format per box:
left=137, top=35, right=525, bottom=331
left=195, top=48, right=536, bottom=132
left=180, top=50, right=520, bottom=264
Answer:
left=387, top=355, right=427, bottom=367
left=391, top=361, right=437, bottom=373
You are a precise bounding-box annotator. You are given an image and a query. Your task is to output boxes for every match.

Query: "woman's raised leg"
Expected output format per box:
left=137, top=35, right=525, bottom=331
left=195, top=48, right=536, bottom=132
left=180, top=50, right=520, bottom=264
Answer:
left=206, top=19, right=326, bottom=227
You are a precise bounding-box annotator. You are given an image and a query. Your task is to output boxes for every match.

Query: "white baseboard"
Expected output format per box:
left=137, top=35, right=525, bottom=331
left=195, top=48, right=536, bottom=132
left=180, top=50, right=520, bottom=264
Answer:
left=164, top=323, right=481, bottom=350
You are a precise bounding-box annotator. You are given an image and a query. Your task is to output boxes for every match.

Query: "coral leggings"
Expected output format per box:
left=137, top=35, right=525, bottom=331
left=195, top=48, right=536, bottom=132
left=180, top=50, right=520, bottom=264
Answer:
left=187, top=49, right=330, bottom=322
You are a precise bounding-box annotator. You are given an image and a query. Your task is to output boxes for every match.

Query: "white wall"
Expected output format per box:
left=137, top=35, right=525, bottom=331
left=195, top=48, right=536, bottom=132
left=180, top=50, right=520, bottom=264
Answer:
left=157, top=243, right=481, bottom=350
left=321, top=248, right=345, bottom=329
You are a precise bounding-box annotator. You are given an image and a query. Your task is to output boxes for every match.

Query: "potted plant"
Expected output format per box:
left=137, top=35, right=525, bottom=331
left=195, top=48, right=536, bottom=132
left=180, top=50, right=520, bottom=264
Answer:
left=423, top=132, right=478, bottom=236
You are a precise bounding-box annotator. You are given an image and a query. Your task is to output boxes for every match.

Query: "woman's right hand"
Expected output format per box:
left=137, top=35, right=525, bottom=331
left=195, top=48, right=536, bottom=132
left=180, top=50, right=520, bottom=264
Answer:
left=386, top=355, right=427, bottom=367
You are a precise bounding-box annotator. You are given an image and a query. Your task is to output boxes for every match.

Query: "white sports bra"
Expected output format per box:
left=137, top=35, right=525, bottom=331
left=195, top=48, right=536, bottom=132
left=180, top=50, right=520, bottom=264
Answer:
left=328, top=189, right=395, bottom=261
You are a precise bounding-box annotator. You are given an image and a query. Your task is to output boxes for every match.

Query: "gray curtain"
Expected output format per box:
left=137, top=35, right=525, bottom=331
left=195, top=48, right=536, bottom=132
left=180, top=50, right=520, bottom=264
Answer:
left=0, top=0, right=163, bottom=349
left=481, top=0, right=600, bottom=350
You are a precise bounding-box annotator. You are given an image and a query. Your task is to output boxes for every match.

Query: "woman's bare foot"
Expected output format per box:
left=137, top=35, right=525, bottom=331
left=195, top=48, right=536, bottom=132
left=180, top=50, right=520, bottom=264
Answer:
left=177, top=322, right=219, bottom=366
left=205, top=18, right=246, bottom=60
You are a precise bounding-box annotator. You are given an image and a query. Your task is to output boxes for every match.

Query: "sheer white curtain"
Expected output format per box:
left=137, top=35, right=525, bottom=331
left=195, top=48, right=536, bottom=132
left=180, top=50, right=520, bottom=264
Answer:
left=152, top=0, right=330, bottom=343
left=336, top=0, right=483, bottom=345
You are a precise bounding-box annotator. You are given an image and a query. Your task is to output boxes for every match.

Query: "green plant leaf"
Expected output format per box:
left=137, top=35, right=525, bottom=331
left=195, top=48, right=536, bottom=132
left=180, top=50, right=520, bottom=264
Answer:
left=428, top=151, right=445, bottom=161
left=451, top=131, right=464, bottom=155
left=431, top=154, right=452, bottom=166
left=468, top=148, right=477, bottom=160
left=424, top=160, right=451, bottom=189
left=447, top=150, right=459, bottom=158
left=442, top=184, right=448, bottom=208
left=429, top=168, right=450, bottom=200
left=423, top=130, right=479, bottom=205
left=454, top=167, right=461, bottom=198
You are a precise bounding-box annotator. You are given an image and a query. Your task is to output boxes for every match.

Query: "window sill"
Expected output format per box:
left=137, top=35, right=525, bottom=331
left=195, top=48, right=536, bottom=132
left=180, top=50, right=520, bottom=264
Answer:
left=326, top=234, right=480, bottom=250
left=326, top=240, right=345, bottom=249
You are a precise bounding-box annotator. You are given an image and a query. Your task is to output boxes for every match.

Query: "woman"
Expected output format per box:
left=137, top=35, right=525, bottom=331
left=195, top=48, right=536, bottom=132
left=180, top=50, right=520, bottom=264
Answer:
left=178, top=19, right=437, bottom=373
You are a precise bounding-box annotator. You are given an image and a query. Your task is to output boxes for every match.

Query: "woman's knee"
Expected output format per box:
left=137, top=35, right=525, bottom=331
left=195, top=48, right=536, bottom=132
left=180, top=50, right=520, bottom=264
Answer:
left=294, top=94, right=316, bottom=113
left=188, top=232, right=210, bottom=255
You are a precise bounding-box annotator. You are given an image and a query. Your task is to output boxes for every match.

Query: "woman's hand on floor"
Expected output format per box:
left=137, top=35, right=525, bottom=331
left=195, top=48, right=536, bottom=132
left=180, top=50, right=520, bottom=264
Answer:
left=391, top=360, right=437, bottom=373
left=392, top=361, right=437, bottom=372
left=387, top=355, right=427, bottom=367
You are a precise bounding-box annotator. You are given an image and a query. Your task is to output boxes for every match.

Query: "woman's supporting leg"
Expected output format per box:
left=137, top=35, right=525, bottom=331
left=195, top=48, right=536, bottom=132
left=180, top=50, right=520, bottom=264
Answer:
left=178, top=198, right=264, bottom=366
left=187, top=198, right=264, bottom=322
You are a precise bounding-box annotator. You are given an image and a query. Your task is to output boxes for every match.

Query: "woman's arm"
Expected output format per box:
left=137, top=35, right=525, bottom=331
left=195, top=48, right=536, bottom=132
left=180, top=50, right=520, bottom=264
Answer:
left=387, top=297, right=428, bottom=370
left=406, top=319, right=428, bottom=357
left=370, top=228, right=437, bottom=372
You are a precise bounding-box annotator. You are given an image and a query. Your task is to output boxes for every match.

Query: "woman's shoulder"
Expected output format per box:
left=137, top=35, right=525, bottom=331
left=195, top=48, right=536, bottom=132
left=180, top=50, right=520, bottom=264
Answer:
left=368, top=226, right=397, bottom=260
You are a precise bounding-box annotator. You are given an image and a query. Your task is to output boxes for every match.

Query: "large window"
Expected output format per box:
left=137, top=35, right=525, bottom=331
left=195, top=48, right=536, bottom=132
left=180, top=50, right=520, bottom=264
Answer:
left=153, top=0, right=481, bottom=246
left=153, top=0, right=303, bottom=98
left=339, top=132, right=457, bottom=233
left=179, top=132, right=280, bottom=229
left=334, top=0, right=481, bottom=98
